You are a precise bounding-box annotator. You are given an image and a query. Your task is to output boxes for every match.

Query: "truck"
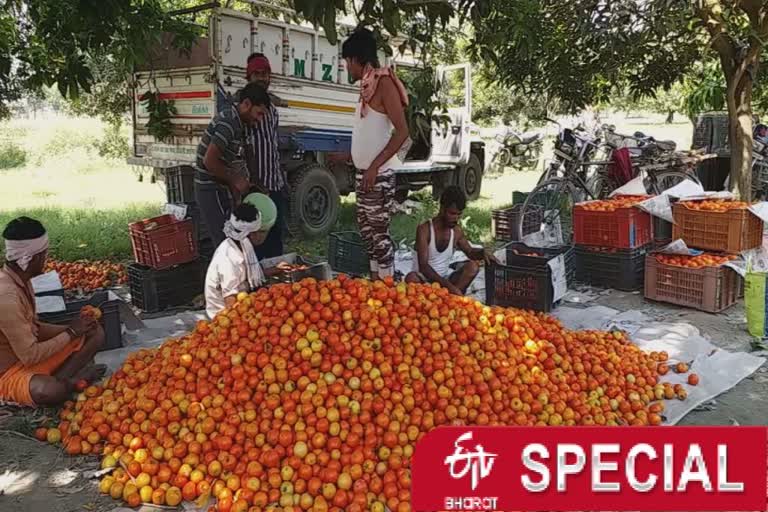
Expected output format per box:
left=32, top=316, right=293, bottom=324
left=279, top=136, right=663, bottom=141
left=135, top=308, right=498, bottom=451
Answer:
left=128, top=6, right=486, bottom=239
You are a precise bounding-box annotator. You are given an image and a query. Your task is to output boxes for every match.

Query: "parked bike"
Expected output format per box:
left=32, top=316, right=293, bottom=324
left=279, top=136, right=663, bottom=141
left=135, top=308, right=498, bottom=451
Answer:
left=489, top=127, right=543, bottom=172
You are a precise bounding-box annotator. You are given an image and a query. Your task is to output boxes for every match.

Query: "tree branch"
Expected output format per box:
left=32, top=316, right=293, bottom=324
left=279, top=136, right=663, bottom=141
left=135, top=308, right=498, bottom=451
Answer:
left=694, top=1, right=738, bottom=76
left=733, top=5, right=768, bottom=89
left=740, top=0, right=763, bottom=26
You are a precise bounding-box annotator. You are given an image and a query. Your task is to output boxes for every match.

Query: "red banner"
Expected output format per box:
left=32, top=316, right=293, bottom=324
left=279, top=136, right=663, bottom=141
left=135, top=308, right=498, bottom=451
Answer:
left=411, top=427, right=767, bottom=511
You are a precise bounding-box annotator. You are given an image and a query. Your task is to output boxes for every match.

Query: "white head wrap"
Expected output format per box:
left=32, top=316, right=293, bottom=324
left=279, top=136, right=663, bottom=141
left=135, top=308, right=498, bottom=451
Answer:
left=223, top=213, right=264, bottom=290
left=4, top=234, right=49, bottom=271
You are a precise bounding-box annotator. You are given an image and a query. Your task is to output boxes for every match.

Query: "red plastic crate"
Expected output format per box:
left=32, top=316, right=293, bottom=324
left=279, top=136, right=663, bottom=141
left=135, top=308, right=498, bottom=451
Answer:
left=573, top=205, right=653, bottom=249
left=672, top=202, right=763, bottom=254
left=129, top=214, right=198, bottom=270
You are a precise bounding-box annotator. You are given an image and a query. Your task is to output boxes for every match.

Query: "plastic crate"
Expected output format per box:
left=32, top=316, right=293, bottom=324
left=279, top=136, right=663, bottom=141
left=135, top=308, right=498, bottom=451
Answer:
left=129, top=214, right=198, bottom=270
left=38, top=291, right=122, bottom=352
left=671, top=202, right=763, bottom=253
left=485, top=262, right=554, bottom=312
left=165, top=167, right=195, bottom=204
left=328, top=232, right=369, bottom=277
left=180, top=202, right=210, bottom=243
left=261, top=253, right=332, bottom=284
left=653, top=216, right=672, bottom=246
left=575, top=244, right=650, bottom=291
left=128, top=261, right=206, bottom=314
left=491, top=205, right=543, bottom=242
left=502, top=242, right=576, bottom=286
left=644, top=254, right=742, bottom=313
left=573, top=204, right=653, bottom=249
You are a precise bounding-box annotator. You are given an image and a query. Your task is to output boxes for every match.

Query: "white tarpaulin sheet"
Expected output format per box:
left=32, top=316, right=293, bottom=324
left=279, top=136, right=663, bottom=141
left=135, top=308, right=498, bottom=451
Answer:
left=554, top=306, right=765, bottom=425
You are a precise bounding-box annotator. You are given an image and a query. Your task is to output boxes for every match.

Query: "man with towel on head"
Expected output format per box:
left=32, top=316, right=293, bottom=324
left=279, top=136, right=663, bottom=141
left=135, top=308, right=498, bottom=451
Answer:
left=0, top=217, right=106, bottom=407
left=204, top=193, right=288, bottom=319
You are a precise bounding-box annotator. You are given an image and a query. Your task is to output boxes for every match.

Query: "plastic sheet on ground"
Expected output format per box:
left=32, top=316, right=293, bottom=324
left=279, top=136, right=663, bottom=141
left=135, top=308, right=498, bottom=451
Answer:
left=554, top=306, right=766, bottom=425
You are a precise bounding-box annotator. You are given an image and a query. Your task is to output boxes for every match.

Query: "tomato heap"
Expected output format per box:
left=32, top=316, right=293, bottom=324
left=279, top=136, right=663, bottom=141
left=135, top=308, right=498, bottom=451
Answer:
left=678, top=199, right=750, bottom=212
left=575, top=195, right=651, bottom=212
left=655, top=253, right=737, bottom=269
left=45, top=259, right=128, bottom=292
left=41, top=277, right=689, bottom=512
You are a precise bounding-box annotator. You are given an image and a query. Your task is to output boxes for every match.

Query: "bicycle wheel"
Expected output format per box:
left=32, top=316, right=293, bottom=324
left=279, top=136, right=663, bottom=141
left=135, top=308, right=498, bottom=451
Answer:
left=517, top=178, right=578, bottom=245
left=646, top=169, right=701, bottom=195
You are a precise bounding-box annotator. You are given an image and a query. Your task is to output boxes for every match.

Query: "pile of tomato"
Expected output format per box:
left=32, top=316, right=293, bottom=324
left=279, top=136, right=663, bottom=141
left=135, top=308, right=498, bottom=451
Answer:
left=45, top=259, right=128, bottom=292
left=678, top=199, right=750, bottom=212
left=655, top=253, right=737, bottom=269
left=37, top=277, right=698, bottom=512
left=575, top=195, right=652, bottom=212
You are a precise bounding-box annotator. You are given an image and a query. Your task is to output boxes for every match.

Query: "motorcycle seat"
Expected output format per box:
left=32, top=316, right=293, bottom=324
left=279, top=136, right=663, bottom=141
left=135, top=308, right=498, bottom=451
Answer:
left=521, top=133, right=541, bottom=144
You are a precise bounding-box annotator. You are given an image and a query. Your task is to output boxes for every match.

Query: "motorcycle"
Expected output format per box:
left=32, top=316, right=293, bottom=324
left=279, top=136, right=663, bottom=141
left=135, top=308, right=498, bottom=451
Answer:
left=489, top=127, right=543, bottom=172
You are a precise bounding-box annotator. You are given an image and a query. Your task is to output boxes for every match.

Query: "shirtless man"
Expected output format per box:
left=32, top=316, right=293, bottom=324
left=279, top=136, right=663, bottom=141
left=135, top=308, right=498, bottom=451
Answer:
left=0, top=217, right=105, bottom=406
left=406, top=186, right=496, bottom=295
left=342, top=28, right=411, bottom=279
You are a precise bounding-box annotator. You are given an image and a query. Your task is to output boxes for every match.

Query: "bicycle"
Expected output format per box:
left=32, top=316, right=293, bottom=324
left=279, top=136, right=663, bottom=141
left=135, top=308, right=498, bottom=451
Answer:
left=516, top=122, right=705, bottom=245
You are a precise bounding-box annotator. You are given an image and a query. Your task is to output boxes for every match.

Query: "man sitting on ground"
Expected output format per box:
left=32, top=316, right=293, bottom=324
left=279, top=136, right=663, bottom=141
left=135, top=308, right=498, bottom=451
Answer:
left=204, top=193, right=288, bottom=319
left=406, top=186, right=496, bottom=295
left=0, top=217, right=105, bottom=407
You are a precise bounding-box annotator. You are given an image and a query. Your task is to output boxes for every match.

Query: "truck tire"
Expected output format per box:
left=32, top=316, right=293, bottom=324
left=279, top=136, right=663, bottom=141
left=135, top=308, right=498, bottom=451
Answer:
left=287, top=164, right=341, bottom=238
left=458, top=153, right=483, bottom=201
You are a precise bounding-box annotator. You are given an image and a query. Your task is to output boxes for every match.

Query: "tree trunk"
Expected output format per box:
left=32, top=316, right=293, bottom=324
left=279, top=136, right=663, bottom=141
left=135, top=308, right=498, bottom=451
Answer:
left=666, top=110, right=674, bottom=124
left=726, top=74, right=754, bottom=198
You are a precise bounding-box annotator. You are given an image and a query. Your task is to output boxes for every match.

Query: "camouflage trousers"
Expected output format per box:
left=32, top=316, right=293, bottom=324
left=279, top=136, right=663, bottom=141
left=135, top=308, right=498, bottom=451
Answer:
left=355, top=170, right=396, bottom=276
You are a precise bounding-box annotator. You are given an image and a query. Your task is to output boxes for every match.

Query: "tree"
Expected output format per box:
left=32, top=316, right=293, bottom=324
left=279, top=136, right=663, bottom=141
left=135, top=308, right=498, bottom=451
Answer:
left=0, top=0, right=198, bottom=118
left=470, top=0, right=768, bottom=198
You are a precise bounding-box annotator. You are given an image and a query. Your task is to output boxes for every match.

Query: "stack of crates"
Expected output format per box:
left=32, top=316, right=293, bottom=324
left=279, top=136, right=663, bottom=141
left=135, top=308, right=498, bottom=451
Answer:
left=165, top=167, right=214, bottom=258
left=642, top=200, right=759, bottom=312
left=573, top=201, right=653, bottom=291
left=128, top=177, right=208, bottom=313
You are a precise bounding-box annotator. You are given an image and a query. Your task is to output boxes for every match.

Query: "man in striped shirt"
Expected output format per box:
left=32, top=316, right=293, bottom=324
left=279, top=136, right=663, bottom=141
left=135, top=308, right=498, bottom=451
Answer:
left=245, top=53, right=287, bottom=259
left=194, top=83, right=272, bottom=248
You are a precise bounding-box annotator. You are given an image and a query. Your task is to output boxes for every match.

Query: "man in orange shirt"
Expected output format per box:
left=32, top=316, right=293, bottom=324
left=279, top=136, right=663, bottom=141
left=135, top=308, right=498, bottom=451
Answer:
left=0, top=217, right=106, bottom=407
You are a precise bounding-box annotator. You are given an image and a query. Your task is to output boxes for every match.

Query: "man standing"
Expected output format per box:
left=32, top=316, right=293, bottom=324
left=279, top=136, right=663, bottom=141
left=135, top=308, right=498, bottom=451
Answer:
left=194, top=83, right=272, bottom=248
left=0, top=217, right=105, bottom=406
left=245, top=53, right=287, bottom=259
left=342, top=28, right=411, bottom=280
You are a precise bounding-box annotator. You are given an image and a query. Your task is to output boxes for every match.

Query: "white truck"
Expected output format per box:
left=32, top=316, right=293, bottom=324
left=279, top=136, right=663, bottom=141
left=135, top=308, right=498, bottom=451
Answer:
left=128, top=7, right=485, bottom=238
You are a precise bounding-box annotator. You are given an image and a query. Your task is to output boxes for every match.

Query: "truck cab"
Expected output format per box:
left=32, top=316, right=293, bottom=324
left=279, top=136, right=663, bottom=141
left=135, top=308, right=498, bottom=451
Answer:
left=128, top=7, right=485, bottom=238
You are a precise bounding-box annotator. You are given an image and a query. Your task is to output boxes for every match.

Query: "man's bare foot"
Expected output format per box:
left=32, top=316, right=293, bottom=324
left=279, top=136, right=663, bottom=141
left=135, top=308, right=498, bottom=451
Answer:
left=74, top=364, right=108, bottom=385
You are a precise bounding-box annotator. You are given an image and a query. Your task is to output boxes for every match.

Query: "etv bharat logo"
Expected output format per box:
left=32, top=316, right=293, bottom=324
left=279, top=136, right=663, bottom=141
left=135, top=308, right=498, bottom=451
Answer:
left=442, top=432, right=500, bottom=511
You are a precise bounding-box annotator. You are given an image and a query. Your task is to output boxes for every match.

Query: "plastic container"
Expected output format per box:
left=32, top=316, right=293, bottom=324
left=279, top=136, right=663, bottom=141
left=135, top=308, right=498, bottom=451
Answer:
left=261, top=253, right=332, bottom=284
left=671, top=202, right=763, bottom=253
left=128, top=260, right=206, bottom=314
left=165, top=167, right=195, bottom=204
left=38, top=291, right=122, bottom=352
left=181, top=202, right=210, bottom=244
left=573, top=205, right=653, bottom=249
left=485, top=262, right=553, bottom=312
left=491, top=205, right=543, bottom=242
left=328, top=232, right=369, bottom=277
left=644, top=254, right=742, bottom=313
left=502, top=242, right=575, bottom=286
left=129, top=214, right=198, bottom=270
left=653, top=216, right=673, bottom=247
left=575, top=244, right=650, bottom=291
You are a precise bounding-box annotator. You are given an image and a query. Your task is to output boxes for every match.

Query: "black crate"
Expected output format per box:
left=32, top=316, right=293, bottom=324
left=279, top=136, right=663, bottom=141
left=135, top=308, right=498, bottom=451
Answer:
left=182, top=202, right=210, bottom=243
left=128, top=260, right=206, bottom=313
left=38, top=291, right=122, bottom=352
left=485, top=262, right=554, bottom=312
left=165, top=167, right=195, bottom=204
left=328, top=232, right=369, bottom=277
left=575, top=244, right=650, bottom=291
left=503, top=242, right=576, bottom=286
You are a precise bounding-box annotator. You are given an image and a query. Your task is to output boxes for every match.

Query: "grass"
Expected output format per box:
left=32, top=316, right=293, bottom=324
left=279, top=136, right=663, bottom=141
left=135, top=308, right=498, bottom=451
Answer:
left=0, top=111, right=695, bottom=263
left=0, top=205, right=160, bottom=262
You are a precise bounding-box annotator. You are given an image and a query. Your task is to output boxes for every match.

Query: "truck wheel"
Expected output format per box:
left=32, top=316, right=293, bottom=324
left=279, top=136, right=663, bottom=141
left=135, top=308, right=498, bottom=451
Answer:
left=287, top=164, right=341, bottom=238
left=458, top=154, right=483, bottom=201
